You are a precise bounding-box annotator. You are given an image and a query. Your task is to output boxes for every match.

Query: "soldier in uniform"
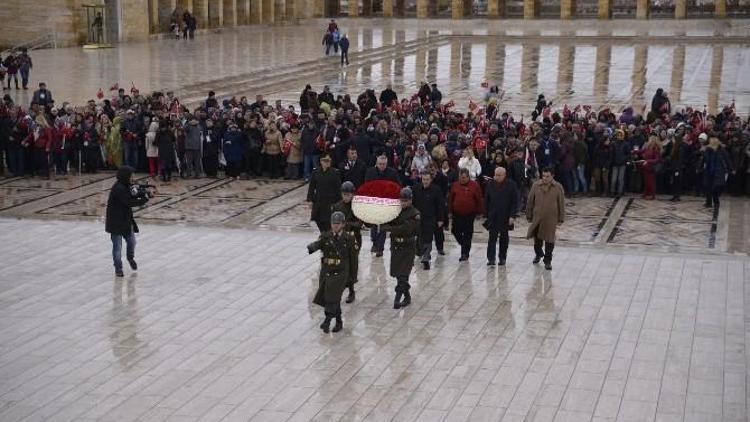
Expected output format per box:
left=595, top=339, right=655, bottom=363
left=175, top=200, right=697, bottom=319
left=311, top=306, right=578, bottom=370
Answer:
left=307, top=154, right=342, bottom=232
left=307, top=211, right=358, bottom=333
left=330, top=181, right=362, bottom=303
left=381, top=187, right=420, bottom=309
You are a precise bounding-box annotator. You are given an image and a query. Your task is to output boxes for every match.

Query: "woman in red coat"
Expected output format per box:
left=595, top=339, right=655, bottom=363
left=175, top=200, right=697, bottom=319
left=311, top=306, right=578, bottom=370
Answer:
left=28, top=115, right=52, bottom=178
left=637, top=135, right=662, bottom=200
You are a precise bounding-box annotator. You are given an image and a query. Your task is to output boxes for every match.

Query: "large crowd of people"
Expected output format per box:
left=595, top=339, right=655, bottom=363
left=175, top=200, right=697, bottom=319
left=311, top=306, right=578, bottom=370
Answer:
left=1, top=79, right=748, bottom=209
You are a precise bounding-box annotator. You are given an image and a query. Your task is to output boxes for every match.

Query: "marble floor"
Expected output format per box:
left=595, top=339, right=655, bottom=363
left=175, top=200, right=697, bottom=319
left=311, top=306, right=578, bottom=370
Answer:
left=6, top=19, right=750, bottom=116
left=0, top=216, right=748, bottom=422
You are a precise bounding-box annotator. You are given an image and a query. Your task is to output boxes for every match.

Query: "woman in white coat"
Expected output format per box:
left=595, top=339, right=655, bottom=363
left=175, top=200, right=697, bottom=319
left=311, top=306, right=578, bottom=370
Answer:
left=145, top=120, right=160, bottom=178
left=458, top=147, right=482, bottom=180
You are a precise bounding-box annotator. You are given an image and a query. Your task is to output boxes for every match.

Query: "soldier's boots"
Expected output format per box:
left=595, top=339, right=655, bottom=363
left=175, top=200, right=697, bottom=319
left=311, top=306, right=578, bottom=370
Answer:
left=332, top=317, right=343, bottom=333
left=400, top=291, right=411, bottom=308
left=320, top=316, right=332, bottom=333
left=345, top=288, right=355, bottom=303
left=394, top=293, right=403, bottom=309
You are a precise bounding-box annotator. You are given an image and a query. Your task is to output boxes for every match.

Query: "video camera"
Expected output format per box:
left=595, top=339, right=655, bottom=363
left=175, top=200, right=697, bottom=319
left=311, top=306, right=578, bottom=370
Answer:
left=130, top=184, right=156, bottom=199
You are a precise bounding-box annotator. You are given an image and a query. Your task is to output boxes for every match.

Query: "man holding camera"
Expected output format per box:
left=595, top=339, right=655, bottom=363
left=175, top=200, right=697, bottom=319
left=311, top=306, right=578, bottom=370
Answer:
left=105, top=166, right=153, bottom=277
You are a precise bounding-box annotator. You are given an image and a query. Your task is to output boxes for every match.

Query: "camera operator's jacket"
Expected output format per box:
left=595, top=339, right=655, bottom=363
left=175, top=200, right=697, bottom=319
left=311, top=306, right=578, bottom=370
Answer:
left=105, top=167, right=148, bottom=235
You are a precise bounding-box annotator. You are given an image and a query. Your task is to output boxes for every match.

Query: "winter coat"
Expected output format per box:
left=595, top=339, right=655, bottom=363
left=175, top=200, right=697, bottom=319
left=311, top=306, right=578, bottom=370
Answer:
left=526, top=179, right=565, bottom=243
left=145, top=121, right=159, bottom=158
left=301, top=126, right=319, bottom=155
left=412, top=182, right=446, bottom=242
left=222, top=128, right=246, bottom=163
left=307, top=167, right=342, bottom=224
left=458, top=156, right=482, bottom=180
left=286, top=131, right=303, bottom=164
left=339, top=158, right=367, bottom=188
left=381, top=205, right=420, bottom=277
left=611, top=140, right=631, bottom=166
left=105, top=166, right=148, bottom=235
left=184, top=122, right=202, bottom=150
left=703, top=146, right=730, bottom=189
left=155, top=128, right=176, bottom=165
left=263, top=128, right=282, bottom=155
left=594, top=141, right=613, bottom=168
left=485, top=179, right=519, bottom=232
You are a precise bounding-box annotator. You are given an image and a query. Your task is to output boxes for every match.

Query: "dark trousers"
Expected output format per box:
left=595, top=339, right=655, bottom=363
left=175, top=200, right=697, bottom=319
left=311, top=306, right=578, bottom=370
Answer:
left=226, top=160, right=242, bottom=177
left=487, top=229, right=510, bottom=263
left=451, top=214, right=475, bottom=257
left=52, top=152, right=67, bottom=175
left=370, top=226, right=386, bottom=253
left=705, top=186, right=722, bottom=210
left=434, top=225, right=445, bottom=252
left=315, top=219, right=331, bottom=233
left=33, top=148, right=48, bottom=177
left=341, top=50, right=349, bottom=65
left=395, top=275, right=410, bottom=294
left=671, top=171, right=682, bottom=198
left=159, top=159, right=172, bottom=180
left=534, top=238, right=555, bottom=264
left=20, top=68, right=30, bottom=89
left=6, top=145, right=24, bottom=176
left=111, top=232, right=136, bottom=271
left=324, top=302, right=342, bottom=318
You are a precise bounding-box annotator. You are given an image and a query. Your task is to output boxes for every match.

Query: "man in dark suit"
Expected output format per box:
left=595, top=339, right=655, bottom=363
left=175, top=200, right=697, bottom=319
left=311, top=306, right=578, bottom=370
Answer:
left=484, top=167, right=519, bottom=266
left=338, top=147, right=367, bottom=189
left=412, top=173, right=445, bottom=270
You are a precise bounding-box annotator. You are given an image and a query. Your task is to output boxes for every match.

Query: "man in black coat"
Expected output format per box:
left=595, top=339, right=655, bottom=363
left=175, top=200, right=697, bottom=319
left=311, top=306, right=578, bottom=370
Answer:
left=105, top=166, right=151, bottom=277
left=307, top=154, right=342, bottom=232
left=484, top=167, right=519, bottom=266
left=339, top=147, right=367, bottom=188
left=381, top=187, right=420, bottom=309
left=379, top=84, right=398, bottom=108
left=364, top=155, right=401, bottom=256
left=301, top=119, right=321, bottom=181
left=411, top=173, right=445, bottom=270
left=351, top=127, right=374, bottom=167
left=428, top=164, right=449, bottom=254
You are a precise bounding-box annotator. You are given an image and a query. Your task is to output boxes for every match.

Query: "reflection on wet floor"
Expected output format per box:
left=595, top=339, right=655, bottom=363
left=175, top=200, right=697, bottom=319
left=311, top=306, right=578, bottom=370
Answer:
left=7, top=18, right=750, bottom=116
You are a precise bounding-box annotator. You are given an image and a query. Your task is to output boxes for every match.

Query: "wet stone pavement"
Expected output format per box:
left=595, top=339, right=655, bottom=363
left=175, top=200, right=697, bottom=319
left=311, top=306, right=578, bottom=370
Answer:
left=0, top=172, right=749, bottom=422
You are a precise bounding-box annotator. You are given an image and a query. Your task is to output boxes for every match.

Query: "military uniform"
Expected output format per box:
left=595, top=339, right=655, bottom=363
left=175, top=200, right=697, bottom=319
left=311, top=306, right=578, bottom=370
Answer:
left=330, top=200, right=362, bottom=290
left=307, top=228, right=357, bottom=332
left=382, top=201, right=420, bottom=309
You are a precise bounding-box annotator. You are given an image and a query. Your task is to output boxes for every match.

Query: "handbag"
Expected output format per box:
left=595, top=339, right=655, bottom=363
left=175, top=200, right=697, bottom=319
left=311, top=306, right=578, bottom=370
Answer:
left=282, top=139, right=293, bottom=156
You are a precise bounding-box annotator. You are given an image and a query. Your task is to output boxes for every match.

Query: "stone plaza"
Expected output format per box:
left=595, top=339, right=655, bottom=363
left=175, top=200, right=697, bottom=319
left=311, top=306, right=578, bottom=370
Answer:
left=1, top=6, right=750, bottom=422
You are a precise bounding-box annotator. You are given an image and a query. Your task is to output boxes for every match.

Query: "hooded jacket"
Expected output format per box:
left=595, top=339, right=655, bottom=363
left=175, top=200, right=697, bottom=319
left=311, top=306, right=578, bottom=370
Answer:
left=105, top=166, right=149, bottom=235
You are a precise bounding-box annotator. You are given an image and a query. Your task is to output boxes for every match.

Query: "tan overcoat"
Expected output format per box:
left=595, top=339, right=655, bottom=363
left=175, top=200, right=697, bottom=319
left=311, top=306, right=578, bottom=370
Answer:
left=526, top=179, right=565, bottom=243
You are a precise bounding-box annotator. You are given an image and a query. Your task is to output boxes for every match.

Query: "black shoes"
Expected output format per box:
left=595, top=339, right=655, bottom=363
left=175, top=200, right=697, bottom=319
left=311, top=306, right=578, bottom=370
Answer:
left=375, top=251, right=383, bottom=258
left=533, top=255, right=543, bottom=264
left=437, top=250, right=446, bottom=256
left=394, top=293, right=403, bottom=309
left=332, top=317, right=343, bottom=333
left=320, top=316, right=332, bottom=333
left=345, top=289, right=355, bottom=304
left=128, top=258, right=137, bottom=270
left=422, top=262, right=430, bottom=270
left=487, top=261, right=495, bottom=266
left=459, top=255, right=469, bottom=262
left=115, top=269, right=124, bottom=277
left=670, top=196, right=681, bottom=202
left=544, top=262, right=552, bottom=270
left=400, top=292, right=411, bottom=308
left=498, top=259, right=506, bottom=266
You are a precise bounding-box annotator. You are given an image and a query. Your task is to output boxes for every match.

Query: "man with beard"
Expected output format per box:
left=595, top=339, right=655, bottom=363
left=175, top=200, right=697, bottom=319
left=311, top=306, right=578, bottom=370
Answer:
left=307, top=154, right=342, bottom=232
left=330, top=181, right=363, bottom=303
left=380, top=187, right=420, bottom=309
left=411, top=173, right=445, bottom=270
left=307, top=211, right=357, bottom=333
left=484, top=167, right=519, bottom=266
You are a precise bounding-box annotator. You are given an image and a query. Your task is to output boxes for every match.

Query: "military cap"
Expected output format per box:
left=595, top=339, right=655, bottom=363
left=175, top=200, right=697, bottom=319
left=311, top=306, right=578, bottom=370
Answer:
left=341, top=181, right=355, bottom=193
left=399, top=187, right=413, bottom=200
left=331, top=211, right=346, bottom=224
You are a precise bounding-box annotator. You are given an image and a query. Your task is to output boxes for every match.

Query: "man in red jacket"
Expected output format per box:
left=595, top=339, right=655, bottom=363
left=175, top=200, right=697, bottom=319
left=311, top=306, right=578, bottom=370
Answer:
left=448, top=168, right=484, bottom=261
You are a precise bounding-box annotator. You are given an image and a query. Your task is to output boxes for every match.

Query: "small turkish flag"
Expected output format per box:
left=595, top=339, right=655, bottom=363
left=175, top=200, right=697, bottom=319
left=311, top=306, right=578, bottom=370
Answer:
left=109, top=83, right=119, bottom=91
left=96, top=89, right=104, bottom=99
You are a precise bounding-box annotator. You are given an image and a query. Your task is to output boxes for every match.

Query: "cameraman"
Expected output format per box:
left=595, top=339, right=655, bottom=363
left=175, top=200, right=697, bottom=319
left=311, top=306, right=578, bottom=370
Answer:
left=105, top=166, right=152, bottom=277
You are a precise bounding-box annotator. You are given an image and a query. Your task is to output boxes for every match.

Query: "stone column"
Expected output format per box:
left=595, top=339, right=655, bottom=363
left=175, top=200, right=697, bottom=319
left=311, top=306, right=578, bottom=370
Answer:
left=593, top=44, right=611, bottom=104
left=417, top=0, right=428, bottom=17
left=675, top=0, right=686, bottom=18
left=195, top=0, right=209, bottom=28
left=349, top=0, right=358, bottom=16
left=362, top=0, right=372, bottom=16
left=631, top=44, right=648, bottom=112
left=121, top=0, right=151, bottom=41
left=313, top=0, right=324, bottom=17
left=286, top=0, right=296, bottom=21
left=715, top=0, right=726, bottom=17
left=597, top=0, right=610, bottom=19
left=383, top=0, right=393, bottom=16
left=460, top=41, right=471, bottom=79
left=150, top=0, right=159, bottom=33
left=452, top=0, right=464, bottom=19
left=670, top=44, right=685, bottom=103
left=636, top=0, right=648, bottom=19
left=558, top=43, right=575, bottom=100
left=250, top=0, right=261, bottom=22
left=487, top=0, right=499, bottom=17
left=449, top=39, right=461, bottom=81
left=427, top=46, right=438, bottom=83
left=263, top=0, right=275, bottom=22
left=415, top=31, right=427, bottom=83
left=708, top=47, right=723, bottom=114
left=224, top=0, right=236, bottom=25
left=523, top=0, right=537, bottom=18
left=395, top=0, right=405, bottom=16
left=561, top=0, right=575, bottom=19
left=382, top=29, right=393, bottom=84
